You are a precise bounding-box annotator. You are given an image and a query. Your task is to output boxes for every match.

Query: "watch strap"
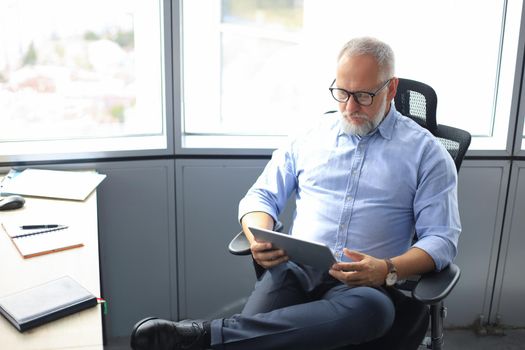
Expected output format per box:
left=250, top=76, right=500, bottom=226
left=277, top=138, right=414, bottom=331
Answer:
left=384, top=258, right=398, bottom=286
left=384, top=258, right=397, bottom=274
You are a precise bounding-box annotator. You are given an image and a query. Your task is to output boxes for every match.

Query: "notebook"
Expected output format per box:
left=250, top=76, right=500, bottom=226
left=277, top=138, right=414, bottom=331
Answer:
left=1, top=223, right=83, bottom=259
left=0, top=276, right=98, bottom=332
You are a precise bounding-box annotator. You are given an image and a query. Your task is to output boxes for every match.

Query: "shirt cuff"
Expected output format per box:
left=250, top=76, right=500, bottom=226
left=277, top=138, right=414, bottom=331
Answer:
left=238, top=197, right=279, bottom=226
left=412, top=235, right=457, bottom=271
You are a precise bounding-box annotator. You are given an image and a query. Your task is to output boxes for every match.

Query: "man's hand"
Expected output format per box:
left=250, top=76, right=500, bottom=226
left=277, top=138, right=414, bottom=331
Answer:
left=250, top=240, right=288, bottom=269
left=240, top=212, right=289, bottom=269
left=329, top=248, right=388, bottom=287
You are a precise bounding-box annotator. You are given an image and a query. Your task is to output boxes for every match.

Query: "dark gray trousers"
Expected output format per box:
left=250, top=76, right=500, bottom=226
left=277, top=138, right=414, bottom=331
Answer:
left=211, top=262, right=395, bottom=350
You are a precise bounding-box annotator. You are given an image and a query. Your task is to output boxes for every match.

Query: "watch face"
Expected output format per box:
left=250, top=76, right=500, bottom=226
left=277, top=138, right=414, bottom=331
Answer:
left=386, top=272, right=397, bottom=286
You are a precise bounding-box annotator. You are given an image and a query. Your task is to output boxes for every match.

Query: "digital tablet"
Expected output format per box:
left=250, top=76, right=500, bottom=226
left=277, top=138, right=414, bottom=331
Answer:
left=249, top=226, right=338, bottom=271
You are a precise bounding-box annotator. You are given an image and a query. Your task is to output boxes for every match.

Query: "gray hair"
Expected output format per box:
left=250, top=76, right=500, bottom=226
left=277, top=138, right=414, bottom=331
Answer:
left=337, top=37, right=395, bottom=81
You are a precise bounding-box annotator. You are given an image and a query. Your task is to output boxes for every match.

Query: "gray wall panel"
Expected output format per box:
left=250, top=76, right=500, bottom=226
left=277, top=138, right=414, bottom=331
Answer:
left=445, top=160, right=510, bottom=326
left=96, top=160, right=176, bottom=338
left=491, top=161, right=525, bottom=326
left=176, top=159, right=269, bottom=319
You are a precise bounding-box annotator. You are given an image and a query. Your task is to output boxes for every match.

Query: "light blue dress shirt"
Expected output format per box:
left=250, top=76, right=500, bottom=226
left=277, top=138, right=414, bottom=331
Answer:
left=239, top=104, right=461, bottom=271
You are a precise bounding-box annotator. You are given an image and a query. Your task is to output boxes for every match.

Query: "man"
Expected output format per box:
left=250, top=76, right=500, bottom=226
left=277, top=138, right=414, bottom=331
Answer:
left=130, top=36, right=460, bottom=350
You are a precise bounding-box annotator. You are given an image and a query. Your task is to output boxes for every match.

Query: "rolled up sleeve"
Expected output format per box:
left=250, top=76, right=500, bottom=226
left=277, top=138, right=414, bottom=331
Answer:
left=238, top=147, right=297, bottom=225
left=413, top=144, right=461, bottom=271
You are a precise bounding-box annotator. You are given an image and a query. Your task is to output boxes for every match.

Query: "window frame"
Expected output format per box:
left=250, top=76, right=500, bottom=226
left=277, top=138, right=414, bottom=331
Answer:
left=2, top=1, right=525, bottom=162
left=175, top=0, right=295, bottom=156
left=513, top=0, right=525, bottom=158
left=175, top=0, right=525, bottom=158
left=467, top=0, right=525, bottom=158
left=0, top=0, right=174, bottom=164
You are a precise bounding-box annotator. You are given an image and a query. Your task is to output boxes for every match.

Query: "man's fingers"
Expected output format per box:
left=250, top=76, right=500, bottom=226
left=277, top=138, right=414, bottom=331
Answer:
left=329, top=269, right=368, bottom=285
left=256, top=248, right=285, bottom=260
left=255, top=252, right=288, bottom=269
left=249, top=239, right=288, bottom=268
left=343, top=248, right=366, bottom=261
left=252, top=244, right=288, bottom=267
left=261, top=255, right=288, bottom=267
left=251, top=241, right=273, bottom=252
left=331, top=261, right=363, bottom=272
left=329, top=269, right=357, bottom=282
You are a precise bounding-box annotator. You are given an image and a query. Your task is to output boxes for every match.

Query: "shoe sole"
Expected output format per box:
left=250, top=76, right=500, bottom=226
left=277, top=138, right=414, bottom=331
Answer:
left=130, top=316, right=159, bottom=349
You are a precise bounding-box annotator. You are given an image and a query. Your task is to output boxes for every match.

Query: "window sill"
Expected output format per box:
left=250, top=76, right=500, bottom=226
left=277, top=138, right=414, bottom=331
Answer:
left=0, top=135, right=169, bottom=164
left=178, top=134, right=288, bottom=156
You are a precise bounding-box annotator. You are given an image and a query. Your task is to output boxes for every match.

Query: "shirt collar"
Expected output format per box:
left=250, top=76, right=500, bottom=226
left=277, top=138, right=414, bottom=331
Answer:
left=376, top=102, right=396, bottom=140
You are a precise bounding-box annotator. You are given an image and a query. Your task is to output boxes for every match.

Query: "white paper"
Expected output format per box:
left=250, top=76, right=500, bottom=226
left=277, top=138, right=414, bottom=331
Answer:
left=1, top=223, right=83, bottom=259
left=1, top=169, right=106, bottom=201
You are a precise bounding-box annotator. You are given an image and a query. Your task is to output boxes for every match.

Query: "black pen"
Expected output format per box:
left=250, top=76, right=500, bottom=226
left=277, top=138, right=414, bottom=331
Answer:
left=21, top=224, right=60, bottom=230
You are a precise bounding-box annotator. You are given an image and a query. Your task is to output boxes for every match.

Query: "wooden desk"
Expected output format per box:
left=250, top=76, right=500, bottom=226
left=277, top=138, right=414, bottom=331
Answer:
left=0, top=194, right=103, bottom=350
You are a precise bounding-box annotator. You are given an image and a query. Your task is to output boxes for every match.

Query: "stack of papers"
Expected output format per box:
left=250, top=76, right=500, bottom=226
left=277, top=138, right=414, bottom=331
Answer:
left=0, top=168, right=106, bottom=201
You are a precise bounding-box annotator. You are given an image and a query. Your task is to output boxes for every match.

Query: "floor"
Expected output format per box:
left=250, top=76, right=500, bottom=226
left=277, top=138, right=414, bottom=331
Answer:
left=443, top=329, right=525, bottom=350
left=106, top=329, right=525, bottom=349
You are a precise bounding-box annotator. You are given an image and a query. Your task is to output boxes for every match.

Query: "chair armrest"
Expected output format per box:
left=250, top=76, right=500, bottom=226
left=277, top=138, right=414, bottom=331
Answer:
left=228, top=231, right=251, bottom=255
left=412, top=263, right=461, bottom=304
left=227, top=221, right=284, bottom=256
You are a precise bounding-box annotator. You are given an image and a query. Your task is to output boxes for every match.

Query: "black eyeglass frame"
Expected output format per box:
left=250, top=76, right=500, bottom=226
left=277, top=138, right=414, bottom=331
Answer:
left=329, top=78, right=392, bottom=106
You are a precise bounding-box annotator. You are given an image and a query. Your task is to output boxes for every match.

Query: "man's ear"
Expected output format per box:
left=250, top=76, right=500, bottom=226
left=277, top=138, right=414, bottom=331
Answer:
left=388, top=77, right=399, bottom=101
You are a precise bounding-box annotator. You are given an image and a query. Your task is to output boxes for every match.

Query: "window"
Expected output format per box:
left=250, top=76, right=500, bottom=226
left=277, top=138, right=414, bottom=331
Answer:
left=182, top=0, right=314, bottom=140
left=0, top=0, right=166, bottom=159
left=181, top=0, right=523, bottom=152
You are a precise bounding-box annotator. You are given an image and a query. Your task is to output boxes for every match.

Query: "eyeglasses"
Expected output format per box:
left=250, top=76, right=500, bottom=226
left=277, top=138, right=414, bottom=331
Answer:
left=329, top=79, right=391, bottom=106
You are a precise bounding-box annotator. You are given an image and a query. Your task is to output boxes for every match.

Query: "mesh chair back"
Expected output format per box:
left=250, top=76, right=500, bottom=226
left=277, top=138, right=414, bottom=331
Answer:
left=394, top=78, right=471, bottom=172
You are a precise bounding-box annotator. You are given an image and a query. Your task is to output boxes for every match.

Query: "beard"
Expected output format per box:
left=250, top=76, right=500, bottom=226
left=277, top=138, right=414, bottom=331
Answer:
left=340, top=96, right=388, bottom=136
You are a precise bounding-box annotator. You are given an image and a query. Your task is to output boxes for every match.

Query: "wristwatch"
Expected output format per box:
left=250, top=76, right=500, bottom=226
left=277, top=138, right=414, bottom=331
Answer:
left=384, top=258, right=398, bottom=286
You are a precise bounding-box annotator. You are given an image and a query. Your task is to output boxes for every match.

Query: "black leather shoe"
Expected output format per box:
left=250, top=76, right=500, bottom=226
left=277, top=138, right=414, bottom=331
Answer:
left=130, top=317, right=208, bottom=350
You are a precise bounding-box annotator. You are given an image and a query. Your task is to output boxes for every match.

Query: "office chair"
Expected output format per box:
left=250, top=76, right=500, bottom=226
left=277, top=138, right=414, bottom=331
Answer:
left=228, top=78, right=471, bottom=350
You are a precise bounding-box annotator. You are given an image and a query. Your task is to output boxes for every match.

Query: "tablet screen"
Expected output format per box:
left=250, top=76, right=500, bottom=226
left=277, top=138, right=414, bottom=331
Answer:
left=249, top=226, right=338, bottom=271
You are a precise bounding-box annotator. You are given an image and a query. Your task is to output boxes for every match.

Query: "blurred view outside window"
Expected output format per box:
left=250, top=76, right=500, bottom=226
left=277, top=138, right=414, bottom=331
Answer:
left=0, top=0, right=163, bottom=146
left=182, top=0, right=523, bottom=150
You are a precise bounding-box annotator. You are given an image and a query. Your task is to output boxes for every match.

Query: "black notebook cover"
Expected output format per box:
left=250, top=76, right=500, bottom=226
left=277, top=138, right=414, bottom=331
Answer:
left=0, top=276, right=98, bottom=332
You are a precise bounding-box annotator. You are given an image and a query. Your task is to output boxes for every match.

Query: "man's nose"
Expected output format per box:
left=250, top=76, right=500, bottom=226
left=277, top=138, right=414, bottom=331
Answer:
left=344, top=95, right=361, bottom=113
